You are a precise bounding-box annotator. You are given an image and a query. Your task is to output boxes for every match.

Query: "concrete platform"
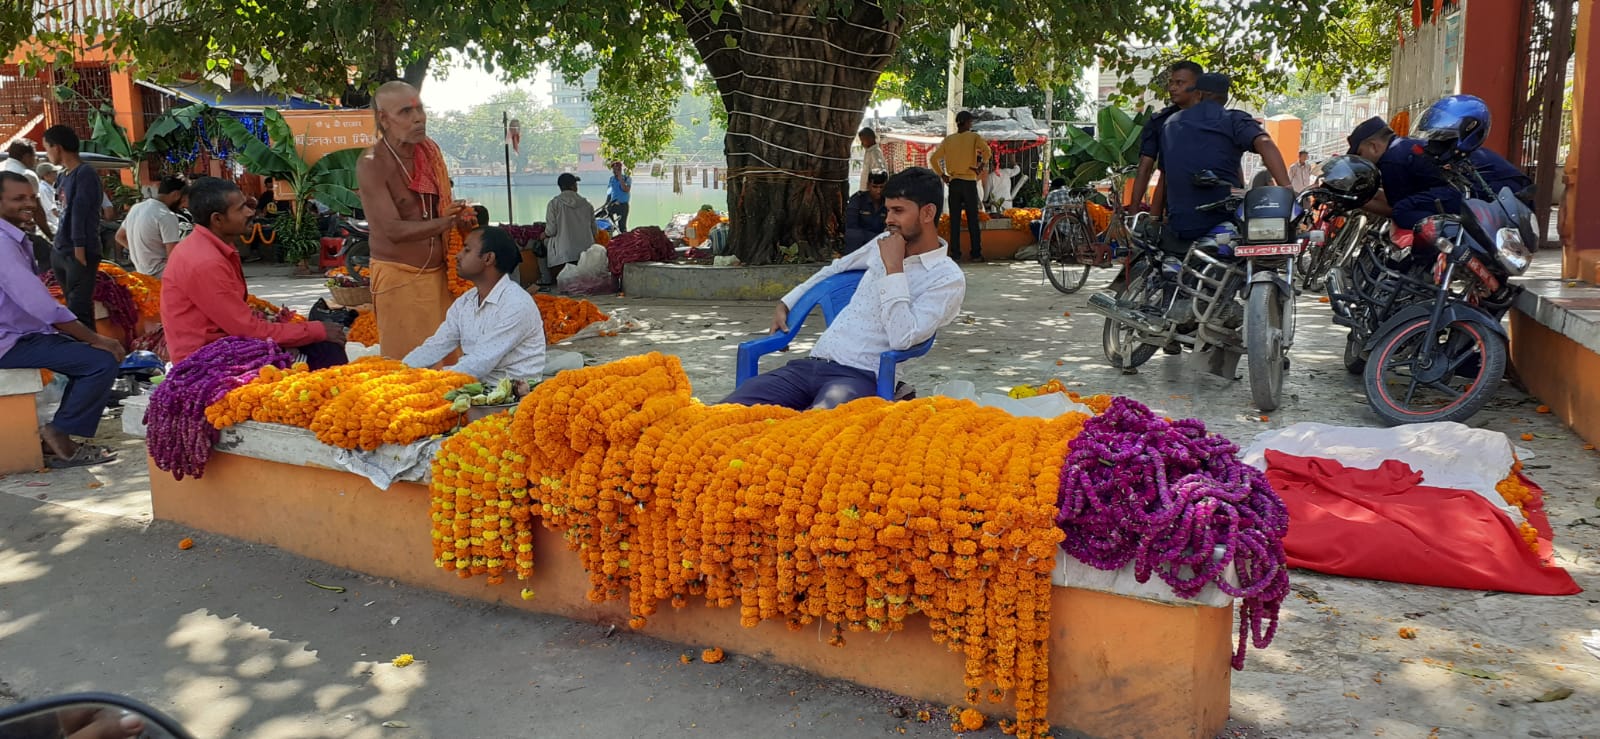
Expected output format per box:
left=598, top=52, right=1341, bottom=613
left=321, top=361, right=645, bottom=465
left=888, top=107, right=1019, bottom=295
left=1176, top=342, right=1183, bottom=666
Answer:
left=622, top=262, right=823, bottom=301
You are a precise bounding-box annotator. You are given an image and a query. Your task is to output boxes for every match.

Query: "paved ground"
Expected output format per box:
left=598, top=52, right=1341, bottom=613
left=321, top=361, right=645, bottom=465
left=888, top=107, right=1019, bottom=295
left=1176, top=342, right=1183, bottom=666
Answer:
left=2, top=256, right=1597, bottom=738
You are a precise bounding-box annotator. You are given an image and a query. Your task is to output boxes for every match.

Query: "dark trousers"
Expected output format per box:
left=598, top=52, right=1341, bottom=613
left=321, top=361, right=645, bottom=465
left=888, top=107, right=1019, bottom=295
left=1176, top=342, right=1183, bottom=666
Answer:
left=0, top=333, right=118, bottom=438
left=51, top=250, right=101, bottom=328
left=947, top=179, right=982, bottom=258
left=609, top=201, right=630, bottom=232
left=29, top=234, right=52, bottom=275
left=721, top=357, right=877, bottom=410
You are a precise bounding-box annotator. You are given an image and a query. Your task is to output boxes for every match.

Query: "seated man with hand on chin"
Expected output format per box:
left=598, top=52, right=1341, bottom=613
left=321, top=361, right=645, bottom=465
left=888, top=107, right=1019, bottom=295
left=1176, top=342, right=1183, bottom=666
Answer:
left=721, top=167, right=965, bottom=411
left=404, top=226, right=545, bottom=383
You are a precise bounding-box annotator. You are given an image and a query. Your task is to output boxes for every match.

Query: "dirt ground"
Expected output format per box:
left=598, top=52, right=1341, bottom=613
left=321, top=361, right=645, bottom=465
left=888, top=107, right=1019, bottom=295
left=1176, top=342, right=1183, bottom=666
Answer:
left=1, top=257, right=1596, bottom=738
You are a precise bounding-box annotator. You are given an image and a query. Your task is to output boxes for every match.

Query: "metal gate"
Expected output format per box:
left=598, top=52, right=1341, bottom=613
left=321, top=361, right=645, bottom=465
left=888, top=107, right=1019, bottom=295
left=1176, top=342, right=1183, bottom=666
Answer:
left=1510, top=0, right=1577, bottom=246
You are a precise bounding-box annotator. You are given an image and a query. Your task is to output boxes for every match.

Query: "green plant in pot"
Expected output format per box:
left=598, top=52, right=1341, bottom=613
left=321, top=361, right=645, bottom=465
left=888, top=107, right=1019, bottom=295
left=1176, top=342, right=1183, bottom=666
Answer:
left=214, top=108, right=362, bottom=274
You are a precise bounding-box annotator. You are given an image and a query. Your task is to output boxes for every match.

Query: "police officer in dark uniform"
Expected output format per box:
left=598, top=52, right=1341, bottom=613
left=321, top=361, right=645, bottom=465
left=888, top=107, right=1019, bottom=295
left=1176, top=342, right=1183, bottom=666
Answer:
left=1128, top=60, right=1205, bottom=219
left=1345, top=115, right=1531, bottom=233
left=1156, top=73, right=1292, bottom=254
left=843, top=169, right=889, bottom=254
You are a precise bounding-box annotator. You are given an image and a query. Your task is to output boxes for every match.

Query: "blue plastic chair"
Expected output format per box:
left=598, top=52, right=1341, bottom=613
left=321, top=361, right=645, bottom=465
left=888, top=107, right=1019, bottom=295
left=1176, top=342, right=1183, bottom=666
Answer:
left=734, top=269, right=936, bottom=400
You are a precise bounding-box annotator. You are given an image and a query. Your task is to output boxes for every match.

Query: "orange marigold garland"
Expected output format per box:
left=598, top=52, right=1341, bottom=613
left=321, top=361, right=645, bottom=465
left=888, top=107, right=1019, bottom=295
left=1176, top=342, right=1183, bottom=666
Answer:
left=445, top=228, right=472, bottom=297
left=349, top=309, right=379, bottom=346
left=206, top=357, right=474, bottom=450
left=245, top=295, right=306, bottom=323
left=99, top=263, right=162, bottom=320
left=1002, top=208, right=1041, bottom=232
left=1496, top=461, right=1545, bottom=556
left=534, top=293, right=609, bottom=343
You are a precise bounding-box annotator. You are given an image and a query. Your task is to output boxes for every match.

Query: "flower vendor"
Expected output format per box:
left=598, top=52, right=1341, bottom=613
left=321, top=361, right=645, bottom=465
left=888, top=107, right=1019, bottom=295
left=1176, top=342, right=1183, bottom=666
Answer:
left=542, top=172, right=597, bottom=285
left=404, top=226, right=546, bottom=383
left=162, top=177, right=349, bottom=368
left=721, top=167, right=965, bottom=410
left=843, top=169, right=888, bottom=255
left=0, top=171, right=122, bottom=468
left=357, top=80, right=473, bottom=359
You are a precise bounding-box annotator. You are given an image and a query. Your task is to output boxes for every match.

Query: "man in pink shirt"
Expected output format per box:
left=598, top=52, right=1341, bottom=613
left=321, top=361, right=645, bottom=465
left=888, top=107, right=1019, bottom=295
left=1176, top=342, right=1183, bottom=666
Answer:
left=0, top=171, right=123, bottom=467
left=161, top=177, right=347, bottom=366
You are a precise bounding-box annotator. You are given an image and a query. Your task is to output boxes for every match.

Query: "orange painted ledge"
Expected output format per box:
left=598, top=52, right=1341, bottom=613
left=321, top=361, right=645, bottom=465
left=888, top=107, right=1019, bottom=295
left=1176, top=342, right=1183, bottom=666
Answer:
left=1510, top=310, right=1600, bottom=446
left=0, top=369, right=44, bottom=475
left=149, top=452, right=1232, bottom=738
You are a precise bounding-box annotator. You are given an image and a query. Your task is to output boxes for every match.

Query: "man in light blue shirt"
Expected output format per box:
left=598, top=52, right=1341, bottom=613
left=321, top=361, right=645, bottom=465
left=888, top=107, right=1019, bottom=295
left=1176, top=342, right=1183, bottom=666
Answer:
left=605, top=160, right=632, bottom=232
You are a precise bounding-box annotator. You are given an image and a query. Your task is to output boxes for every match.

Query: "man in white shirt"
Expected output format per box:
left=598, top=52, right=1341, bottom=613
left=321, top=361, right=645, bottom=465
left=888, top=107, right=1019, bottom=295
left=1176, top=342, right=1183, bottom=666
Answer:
left=722, top=167, right=965, bottom=410
left=116, top=175, right=187, bottom=277
left=858, top=128, right=892, bottom=193
left=404, top=226, right=546, bottom=383
left=35, top=163, right=61, bottom=231
left=1289, top=150, right=1315, bottom=193
left=985, top=155, right=1023, bottom=210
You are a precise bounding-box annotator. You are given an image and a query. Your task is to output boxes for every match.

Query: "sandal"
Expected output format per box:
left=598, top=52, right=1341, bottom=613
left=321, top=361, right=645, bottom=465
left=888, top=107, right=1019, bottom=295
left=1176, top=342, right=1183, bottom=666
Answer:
left=47, top=444, right=117, bottom=469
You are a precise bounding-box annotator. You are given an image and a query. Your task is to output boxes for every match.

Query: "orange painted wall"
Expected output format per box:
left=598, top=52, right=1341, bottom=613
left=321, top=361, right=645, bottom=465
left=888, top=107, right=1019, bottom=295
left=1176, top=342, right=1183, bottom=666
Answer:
left=149, top=452, right=1235, bottom=738
left=1459, top=0, right=1521, bottom=156
left=1262, top=117, right=1303, bottom=168
left=1510, top=311, right=1600, bottom=446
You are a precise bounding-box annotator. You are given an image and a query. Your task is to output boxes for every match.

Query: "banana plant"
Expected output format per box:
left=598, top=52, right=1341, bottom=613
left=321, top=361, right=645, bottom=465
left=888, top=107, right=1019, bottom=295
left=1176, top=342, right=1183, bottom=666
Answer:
left=1055, top=105, right=1149, bottom=188
left=214, top=108, right=362, bottom=263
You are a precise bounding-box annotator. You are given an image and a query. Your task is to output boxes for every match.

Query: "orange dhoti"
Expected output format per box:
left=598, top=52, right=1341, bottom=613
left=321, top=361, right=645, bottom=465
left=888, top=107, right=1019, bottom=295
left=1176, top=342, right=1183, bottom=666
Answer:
left=370, top=259, right=453, bottom=359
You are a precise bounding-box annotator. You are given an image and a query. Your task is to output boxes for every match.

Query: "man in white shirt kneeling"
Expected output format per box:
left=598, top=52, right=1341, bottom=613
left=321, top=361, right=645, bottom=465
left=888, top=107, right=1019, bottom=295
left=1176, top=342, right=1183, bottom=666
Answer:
left=721, top=167, right=965, bottom=411
left=404, top=226, right=546, bottom=383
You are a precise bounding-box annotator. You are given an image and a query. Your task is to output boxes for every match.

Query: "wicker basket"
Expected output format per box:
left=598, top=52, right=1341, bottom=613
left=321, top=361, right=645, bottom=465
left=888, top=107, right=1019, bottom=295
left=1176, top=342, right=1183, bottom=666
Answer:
left=328, top=284, right=372, bottom=307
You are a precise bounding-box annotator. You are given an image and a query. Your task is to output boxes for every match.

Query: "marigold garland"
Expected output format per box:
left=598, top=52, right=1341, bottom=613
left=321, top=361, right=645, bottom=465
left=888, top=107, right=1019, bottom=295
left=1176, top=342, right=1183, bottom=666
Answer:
left=534, top=294, right=609, bottom=343
left=936, top=211, right=991, bottom=240
left=348, top=309, right=379, bottom=346
left=245, top=295, right=306, bottom=323
left=1002, top=208, right=1042, bottom=232
left=1496, top=462, right=1544, bottom=556
left=99, top=263, right=162, bottom=320
left=446, top=228, right=472, bottom=297
left=206, top=357, right=475, bottom=450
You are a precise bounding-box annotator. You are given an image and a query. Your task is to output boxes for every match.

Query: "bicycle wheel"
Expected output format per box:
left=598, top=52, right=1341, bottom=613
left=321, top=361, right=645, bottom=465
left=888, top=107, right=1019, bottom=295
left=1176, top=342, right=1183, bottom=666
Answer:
left=1040, top=214, right=1092, bottom=294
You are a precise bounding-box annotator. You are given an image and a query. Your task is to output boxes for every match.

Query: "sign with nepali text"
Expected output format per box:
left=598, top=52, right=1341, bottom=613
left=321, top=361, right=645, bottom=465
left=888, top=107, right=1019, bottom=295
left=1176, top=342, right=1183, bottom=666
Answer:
left=277, top=110, right=378, bottom=165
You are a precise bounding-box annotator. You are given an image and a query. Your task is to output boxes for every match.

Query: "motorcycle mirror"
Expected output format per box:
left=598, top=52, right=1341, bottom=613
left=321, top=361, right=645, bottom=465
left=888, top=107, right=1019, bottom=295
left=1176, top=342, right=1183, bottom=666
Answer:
left=0, top=693, right=197, bottom=739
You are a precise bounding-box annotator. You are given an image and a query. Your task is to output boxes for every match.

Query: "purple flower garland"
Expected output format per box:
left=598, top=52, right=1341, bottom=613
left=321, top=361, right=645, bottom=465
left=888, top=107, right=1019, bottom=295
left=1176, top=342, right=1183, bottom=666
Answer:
left=1056, top=397, right=1290, bottom=668
left=146, top=337, right=292, bottom=480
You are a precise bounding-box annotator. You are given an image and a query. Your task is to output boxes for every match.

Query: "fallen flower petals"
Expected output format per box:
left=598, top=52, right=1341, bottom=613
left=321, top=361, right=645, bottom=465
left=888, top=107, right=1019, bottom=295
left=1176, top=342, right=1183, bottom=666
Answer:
left=178, top=537, right=194, bottom=550
left=959, top=708, right=986, bottom=731
left=1536, top=405, right=1551, bottom=414
left=1398, top=627, right=1418, bottom=639
left=701, top=647, right=725, bottom=664
left=1521, top=433, right=1535, bottom=441
left=391, top=654, right=415, bottom=667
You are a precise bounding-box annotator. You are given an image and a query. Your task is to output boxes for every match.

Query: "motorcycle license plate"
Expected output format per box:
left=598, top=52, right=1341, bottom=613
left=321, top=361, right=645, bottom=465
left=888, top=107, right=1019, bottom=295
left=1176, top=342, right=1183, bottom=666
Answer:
left=1232, top=243, right=1303, bottom=258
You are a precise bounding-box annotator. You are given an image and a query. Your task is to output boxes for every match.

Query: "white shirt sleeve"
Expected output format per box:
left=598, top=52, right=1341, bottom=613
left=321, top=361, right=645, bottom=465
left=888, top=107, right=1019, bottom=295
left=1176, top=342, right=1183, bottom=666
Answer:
left=779, top=246, right=873, bottom=308
left=157, top=209, right=182, bottom=244
left=404, top=300, right=464, bottom=368
left=874, top=268, right=965, bottom=350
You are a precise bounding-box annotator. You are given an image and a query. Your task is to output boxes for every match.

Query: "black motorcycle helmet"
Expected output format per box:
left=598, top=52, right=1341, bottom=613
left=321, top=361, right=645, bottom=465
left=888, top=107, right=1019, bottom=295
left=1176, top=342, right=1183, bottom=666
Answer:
left=1319, top=155, right=1381, bottom=207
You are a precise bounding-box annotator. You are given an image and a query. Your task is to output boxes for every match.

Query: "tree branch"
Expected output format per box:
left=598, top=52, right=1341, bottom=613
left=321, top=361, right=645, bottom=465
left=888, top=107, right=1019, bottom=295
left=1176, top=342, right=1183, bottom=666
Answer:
left=666, top=0, right=743, bottom=96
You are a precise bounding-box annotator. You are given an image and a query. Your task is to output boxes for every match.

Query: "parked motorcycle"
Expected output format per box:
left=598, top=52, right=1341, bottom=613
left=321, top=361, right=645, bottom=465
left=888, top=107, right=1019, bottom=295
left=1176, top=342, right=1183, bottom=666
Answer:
left=1088, top=180, right=1311, bottom=411
left=1296, top=156, right=1386, bottom=292
left=0, top=692, right=196, bottom=739
left=329, top=216, right=371, bottom=274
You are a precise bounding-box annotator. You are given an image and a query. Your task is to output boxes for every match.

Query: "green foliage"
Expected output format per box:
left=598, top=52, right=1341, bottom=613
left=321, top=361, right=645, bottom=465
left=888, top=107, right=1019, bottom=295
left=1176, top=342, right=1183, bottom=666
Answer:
left=212, top=108, right=359, bottom=264
left=1054, top=106, right=1149, bottom=188
left=428, top=90, right=580, bottom=172
left=885, top=35, right=1086, bottom=121
left=271, top=211, right=323, bottom=262
left=86, top=111, right=136, bottom=161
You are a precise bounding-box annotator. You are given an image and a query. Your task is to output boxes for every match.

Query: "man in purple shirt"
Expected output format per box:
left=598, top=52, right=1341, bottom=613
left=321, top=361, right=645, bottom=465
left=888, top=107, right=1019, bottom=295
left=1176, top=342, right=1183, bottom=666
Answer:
left=44, top=125, right=104, bottom=328
left=0, top=171, right=123, bottom=467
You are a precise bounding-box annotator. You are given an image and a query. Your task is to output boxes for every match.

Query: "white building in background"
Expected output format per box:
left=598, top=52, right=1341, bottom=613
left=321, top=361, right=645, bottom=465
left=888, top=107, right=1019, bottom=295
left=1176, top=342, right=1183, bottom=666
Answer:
left=1301, top=89, right=1392, bottom=160
left=551, top=68, right=598, bottom=128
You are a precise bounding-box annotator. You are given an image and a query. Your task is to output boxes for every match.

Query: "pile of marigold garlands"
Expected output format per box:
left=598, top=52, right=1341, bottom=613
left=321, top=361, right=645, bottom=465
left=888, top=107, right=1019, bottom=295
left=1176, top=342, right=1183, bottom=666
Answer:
left=98, top=263, right=161, bottom=320
left=207, top=357, right=475, bottom=450
left=426, top=354, right=1289, bottom=737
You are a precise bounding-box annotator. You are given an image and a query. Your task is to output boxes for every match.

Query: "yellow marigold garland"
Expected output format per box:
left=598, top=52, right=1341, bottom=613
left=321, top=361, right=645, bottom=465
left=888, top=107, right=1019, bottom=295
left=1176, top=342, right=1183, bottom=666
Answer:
left=936, top=211, right=991, bottom=240
left=349, top=309, right=379, bottom=346
left=1003, top=208, right=1041, bottom=232
left=206, top=357, right=474, bottom=450
left=245, top=295, right=306, bottom=323
left=427, top=353, right=1079, bottom=737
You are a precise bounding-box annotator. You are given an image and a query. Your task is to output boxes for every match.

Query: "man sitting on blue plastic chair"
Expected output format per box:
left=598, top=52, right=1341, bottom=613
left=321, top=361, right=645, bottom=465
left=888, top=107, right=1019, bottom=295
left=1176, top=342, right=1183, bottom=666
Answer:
left=721, top=167, right=965, bottom=410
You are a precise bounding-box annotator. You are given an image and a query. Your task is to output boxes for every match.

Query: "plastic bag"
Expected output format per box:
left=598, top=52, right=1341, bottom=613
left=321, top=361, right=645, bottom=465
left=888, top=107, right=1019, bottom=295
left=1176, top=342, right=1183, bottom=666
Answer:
left=557, top=244, right=615, bottom=295
left=561, top=307, right=645, bottom=343
left=35, top=373, right=65, bottom=427
left=930, top=379, right=1095, bottom=418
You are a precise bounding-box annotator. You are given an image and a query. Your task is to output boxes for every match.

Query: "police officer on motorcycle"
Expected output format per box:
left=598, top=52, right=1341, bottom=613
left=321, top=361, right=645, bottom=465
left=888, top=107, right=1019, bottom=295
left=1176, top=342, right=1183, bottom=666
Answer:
left=1156, top=73, right=1293, bottom=255
left=1345, top=106, right=1531, bottom=243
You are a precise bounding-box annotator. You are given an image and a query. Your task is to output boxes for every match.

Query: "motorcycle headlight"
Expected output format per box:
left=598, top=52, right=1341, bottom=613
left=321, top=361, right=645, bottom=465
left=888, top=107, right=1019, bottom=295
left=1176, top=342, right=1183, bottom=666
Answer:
left=1247, top=218, right=1288, bottom=242
left=1493, top=226, right=1531, bottom=275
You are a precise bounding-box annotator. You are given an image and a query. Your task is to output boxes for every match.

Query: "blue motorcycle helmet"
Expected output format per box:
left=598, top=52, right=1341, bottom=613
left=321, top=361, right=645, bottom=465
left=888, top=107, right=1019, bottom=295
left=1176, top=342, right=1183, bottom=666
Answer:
left=1415, top=94, right=1491, bottom=160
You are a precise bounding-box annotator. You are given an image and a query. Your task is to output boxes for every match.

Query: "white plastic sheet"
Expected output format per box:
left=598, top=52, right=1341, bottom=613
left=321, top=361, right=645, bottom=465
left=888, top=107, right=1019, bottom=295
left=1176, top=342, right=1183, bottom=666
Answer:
left=930, top=379, right=1095, bottom=418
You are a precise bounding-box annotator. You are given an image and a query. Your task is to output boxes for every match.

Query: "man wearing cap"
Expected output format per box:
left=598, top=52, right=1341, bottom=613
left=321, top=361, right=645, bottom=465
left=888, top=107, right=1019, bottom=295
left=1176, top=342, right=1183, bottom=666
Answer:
left=844, top=170, right=889, bottom=254
left=1156, top=73, right=1291, bottom=253
left=1346, top=116, right=1530, bottom=233
left=930, top=110, right=992, bottom=262
left=605, top=160, right=632, bottom=232
left=543, top=172, right=596, bottom=284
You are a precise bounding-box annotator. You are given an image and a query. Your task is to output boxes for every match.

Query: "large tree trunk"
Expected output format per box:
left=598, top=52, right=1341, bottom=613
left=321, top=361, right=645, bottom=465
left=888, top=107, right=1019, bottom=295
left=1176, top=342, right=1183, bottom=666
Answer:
left=682, top=1, right=903, bottom=265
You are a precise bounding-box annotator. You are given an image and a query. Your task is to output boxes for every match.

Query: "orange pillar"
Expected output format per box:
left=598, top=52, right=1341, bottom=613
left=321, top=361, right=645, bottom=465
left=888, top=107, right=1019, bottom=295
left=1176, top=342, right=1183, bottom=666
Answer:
left=1565, top=0, right=1599, bottom=280
left=1459, top=0, right=1522, bottom=156
left=1262, top=116, right=1302, bottom=167
left=108, top=69, right=142, bottom=186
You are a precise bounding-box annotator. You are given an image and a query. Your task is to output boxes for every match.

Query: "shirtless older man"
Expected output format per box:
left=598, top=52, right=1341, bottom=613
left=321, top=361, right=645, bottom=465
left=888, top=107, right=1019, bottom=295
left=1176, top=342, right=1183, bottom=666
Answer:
left=357, top=81, right=472, bottom=358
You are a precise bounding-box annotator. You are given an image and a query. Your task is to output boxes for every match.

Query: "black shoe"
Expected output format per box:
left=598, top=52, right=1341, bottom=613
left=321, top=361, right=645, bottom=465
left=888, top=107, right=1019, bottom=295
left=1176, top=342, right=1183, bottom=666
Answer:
left=969, top=254, right=986, bottom=263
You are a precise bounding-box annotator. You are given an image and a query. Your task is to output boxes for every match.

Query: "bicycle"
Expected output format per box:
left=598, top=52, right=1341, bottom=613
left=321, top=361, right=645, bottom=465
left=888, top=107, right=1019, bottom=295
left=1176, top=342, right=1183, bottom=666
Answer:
left=1037, top=165, right=1140, bottom=294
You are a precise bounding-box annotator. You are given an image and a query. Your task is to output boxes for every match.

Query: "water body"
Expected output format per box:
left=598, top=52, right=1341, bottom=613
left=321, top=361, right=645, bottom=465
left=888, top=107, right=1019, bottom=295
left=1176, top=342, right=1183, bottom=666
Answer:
left=452, top=175, right=728, bottom=228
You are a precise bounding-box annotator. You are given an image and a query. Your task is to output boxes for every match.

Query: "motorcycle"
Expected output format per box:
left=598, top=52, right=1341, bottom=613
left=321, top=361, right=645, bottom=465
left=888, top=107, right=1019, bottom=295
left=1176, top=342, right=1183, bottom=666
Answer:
left=0, top=692, right=196, bottom=739
left=328, top=216, right=371, bottom=274
left=1325, top=220, right=1433, bottom=374
left=1354, top=178, right=1534, bottom=425
left=1088, top=179, right=1310, bottom=411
